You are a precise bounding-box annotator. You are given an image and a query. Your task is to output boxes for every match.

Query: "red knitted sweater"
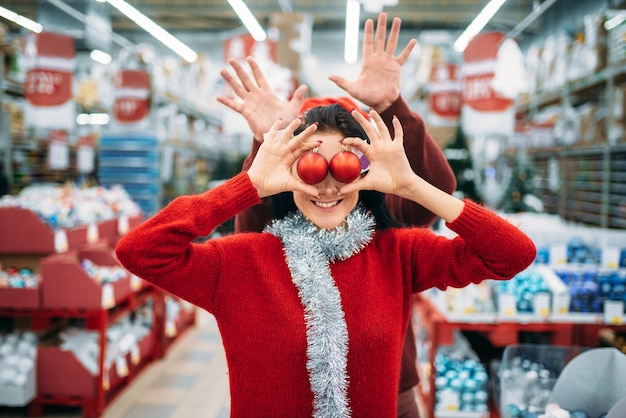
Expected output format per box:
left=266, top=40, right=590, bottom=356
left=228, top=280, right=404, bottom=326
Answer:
left=234, top=96, right=458, bottom=392
left=115, top=173, right=536, bottom=417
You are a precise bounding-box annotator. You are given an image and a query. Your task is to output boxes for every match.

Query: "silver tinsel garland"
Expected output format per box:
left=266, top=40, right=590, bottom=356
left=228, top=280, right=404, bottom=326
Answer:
left=266, top=204, right=375, bottom=418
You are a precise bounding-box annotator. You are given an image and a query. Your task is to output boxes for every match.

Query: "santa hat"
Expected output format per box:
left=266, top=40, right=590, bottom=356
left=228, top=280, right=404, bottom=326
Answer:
left=299, top=96, right=369, bottom=118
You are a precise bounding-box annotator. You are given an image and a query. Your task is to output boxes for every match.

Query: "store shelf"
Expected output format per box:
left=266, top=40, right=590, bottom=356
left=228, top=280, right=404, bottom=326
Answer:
left=413, top=294, right=581, bottom=418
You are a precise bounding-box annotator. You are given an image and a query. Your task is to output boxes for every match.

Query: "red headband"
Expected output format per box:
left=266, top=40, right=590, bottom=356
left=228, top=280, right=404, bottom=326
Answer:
left=299, top=96, right=369, bottom=118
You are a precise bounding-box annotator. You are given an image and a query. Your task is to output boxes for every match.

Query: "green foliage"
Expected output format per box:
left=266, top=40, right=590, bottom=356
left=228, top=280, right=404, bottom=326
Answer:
left=444, top=125, right=481, bottom=202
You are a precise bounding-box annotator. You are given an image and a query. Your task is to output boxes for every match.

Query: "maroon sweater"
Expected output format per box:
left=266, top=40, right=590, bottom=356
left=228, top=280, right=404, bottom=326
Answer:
left=116, top=173, right=536, bottom=417
left=234, top=96, right=457, bottom=392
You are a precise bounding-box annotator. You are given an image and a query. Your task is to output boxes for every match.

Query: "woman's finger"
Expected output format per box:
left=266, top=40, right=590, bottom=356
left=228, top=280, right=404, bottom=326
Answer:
left=340, top=137, right=370, bottom=155
left=392, top=115, right=404, bottom=145
left=369, top=110, right=392, bottom=141
left=351, top=110, right=381, bottom=143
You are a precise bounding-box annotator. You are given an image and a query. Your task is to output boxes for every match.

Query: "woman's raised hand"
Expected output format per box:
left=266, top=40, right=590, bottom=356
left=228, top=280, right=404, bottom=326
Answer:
left=246, top=119, right=321, bottom=199
left=339, top=110, right=420, bottom=198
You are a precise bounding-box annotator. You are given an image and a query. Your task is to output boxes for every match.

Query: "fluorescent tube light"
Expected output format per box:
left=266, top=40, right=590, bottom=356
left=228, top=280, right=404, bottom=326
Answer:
left=454, top=0, right=507, bottom=52
left=77, top=113, right=111, bottom=125
left=0, top=6, right=43, bottom=33
left=90, top=49, right=112, bottom=65
left=507, top=0, right=558, bottom=39
left=105, top=0, right=198, bottom=63
left=227, top=0, right=267, bottom=42
left=605, top=13, right=626, bottom=31
left=344, top=0, right=360, bottom=64
left=46, top=0, right=136, bottom=50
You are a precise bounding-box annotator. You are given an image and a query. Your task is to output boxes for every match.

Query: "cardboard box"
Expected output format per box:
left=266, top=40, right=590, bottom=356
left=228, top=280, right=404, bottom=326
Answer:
left=0, top=366, right=36, bottom=407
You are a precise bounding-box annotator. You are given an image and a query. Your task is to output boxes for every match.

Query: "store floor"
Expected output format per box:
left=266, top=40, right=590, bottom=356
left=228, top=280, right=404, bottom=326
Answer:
left=0, top=309, right=230, bottom=418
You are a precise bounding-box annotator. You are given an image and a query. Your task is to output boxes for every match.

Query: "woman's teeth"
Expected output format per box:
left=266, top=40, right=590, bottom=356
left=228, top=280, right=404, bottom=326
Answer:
left=314, top=200, right=339, bottom=208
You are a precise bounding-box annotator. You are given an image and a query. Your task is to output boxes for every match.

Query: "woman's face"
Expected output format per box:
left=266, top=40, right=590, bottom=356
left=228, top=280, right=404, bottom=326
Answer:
left=292, top=131, right=359, bottom=230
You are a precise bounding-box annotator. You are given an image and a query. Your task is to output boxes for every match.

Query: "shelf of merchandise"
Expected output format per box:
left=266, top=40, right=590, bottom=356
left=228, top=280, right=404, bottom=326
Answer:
left=0, top=206, right=197, bottom=417
left=153, top=291, right=197, bottom=359
left=516, top=54, right=626, bottom=228
left=412, top=293, right=578, bottom=418
left=413, top=290, right=626, bottom=418
left=0, top=283, right=158, bottom=418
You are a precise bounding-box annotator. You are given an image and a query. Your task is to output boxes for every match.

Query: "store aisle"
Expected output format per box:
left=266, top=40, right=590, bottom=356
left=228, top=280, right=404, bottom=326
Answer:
left=103, top=309, right=230, bottom=418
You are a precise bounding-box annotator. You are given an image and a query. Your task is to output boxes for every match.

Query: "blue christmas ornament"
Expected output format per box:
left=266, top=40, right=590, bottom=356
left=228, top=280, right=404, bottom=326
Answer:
left=569, top=410, right=590, bottom=418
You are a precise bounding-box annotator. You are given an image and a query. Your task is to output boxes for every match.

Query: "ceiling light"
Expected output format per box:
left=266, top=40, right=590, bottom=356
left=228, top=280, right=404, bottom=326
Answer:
left=605, top=12, right=626, bottom=31
left=77, top=113, right=110, bottom=125
left=90, top=49, right=112, bottom=65
left=45, top=0, right=136, bottom=50
left=344, top=0, right=360, bottom=64
left=0, top=5, right=43, bottom=33
left=507, top=0, right=558, bottom=39
left=454, top=0, right=507, bottom=52
left=105, top=0, right=198, bottom=63
left=227, top=0, right=267, bottom=42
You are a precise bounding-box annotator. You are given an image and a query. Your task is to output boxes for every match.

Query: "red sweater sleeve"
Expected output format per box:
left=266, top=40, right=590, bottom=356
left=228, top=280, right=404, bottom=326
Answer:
left=115, top=172, right=260, bottom=310
left=380, top=97, right=457, bottom=227
left=412, top=200, right=537, bottom=292
left=234, top=139, right=273, bottom=233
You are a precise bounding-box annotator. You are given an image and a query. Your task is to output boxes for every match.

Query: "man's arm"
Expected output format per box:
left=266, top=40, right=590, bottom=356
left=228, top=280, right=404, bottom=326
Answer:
left=380, top=97, right=456, bottom=226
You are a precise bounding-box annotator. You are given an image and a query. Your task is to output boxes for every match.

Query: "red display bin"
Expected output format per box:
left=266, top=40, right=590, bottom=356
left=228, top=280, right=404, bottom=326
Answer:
left=40, top=248, right=132, bottom=310
left=0, top=207, right=88, bottom=254
left=96, top=219, right=118, bottom=242
left=37, top=345, right=116, bottom=398
left=0, top=287, right=40, bottom=309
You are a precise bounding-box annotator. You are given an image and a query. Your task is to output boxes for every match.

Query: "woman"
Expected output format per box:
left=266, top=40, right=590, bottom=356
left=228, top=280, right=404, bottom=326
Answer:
left=115, top=105, right=536, bottom=417
left=218, top=13, right=457, bottom=416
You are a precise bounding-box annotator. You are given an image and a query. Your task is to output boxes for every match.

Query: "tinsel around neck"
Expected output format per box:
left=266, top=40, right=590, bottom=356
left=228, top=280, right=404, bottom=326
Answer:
left=266, top=204, right=376, bottom=262
left=265, top=204, right=375, bottom=417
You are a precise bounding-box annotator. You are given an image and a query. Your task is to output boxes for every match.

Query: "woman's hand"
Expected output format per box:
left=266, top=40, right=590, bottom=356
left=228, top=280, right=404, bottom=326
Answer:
left=339, top=110, right=420, bottom=197
left=247, top=118, right=321, bottom=199
left=216, top=57, right=308, bottom=142
left=342, top=110, right=465, bottom=222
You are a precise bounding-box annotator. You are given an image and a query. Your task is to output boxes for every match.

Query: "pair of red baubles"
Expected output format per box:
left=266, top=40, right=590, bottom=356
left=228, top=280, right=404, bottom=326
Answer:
left=297, top=148, right=362, bottom=184
left=296, top=97, right=369, bottom=185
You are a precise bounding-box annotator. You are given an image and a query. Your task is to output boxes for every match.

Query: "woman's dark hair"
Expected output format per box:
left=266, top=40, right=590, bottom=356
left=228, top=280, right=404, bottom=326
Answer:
left=271, top=104, right=401, bottom=230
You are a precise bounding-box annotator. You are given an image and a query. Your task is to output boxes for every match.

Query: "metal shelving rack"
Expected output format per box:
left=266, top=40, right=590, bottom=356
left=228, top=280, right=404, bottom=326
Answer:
left=517, top=57, right=626, bottom=229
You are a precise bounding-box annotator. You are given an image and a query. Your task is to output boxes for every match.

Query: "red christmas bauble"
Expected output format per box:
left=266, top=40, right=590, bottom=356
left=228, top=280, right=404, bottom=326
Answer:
left=297, top=151, right=329, bottom=184
left=329, top=151, right=361, bottom=183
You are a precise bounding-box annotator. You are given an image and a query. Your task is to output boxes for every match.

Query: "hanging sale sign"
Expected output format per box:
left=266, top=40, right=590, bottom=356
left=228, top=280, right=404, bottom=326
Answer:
left=428, top=63, right=462, bottom=125
left=461, top=32, right=516, bottom=137
left=462, top=32, right=514, bottom=113
left=24, top=32, right=75, bottom=130
left=112, top=69, right=151, bottom=127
